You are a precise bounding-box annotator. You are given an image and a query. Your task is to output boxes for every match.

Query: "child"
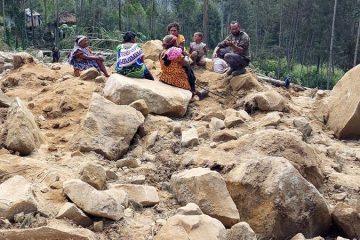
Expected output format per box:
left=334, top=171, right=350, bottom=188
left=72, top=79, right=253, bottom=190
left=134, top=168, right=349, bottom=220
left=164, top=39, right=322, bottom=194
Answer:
left=189, top=32, right=207, bottom=66
left=52, top=46, right=60, bottom=63
left=68, top=35, right=109, bottom=77
left=213, top=50, right=229, bottom=73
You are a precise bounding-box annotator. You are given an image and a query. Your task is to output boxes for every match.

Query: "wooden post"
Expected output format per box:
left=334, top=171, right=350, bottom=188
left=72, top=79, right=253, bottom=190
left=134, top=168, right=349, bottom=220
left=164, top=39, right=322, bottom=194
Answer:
left=202, top=0, right=208, bottom=43
left=327, top=0, right=337, bottom=89
left=354, top=16, right=360, bottom=67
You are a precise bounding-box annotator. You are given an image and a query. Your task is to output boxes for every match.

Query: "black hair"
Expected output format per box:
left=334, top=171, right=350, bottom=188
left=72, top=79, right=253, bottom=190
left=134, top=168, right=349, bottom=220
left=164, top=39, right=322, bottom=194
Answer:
left=123, top=31, right=136, bottom=43
left=230, top=21, right=240, bottom=26
left=167, top=22, right=180, bottom=32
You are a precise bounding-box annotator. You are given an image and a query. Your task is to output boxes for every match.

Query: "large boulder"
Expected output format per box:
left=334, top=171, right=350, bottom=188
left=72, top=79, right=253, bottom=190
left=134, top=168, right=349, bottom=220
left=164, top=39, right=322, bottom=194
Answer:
left=3, top=98, right=44, bottom=155
left=0, top=219, right=97, bottom=240
left=155, top=205, right=226, bottom=240
left=221, top=129, right=324, bottom=188
left=246, top=90, right=288, bottom=112
left=63, top=179, right=127, bottom=221
left=226, top=156, right=331, bottom=240
left=69, top=93, right=144, bottom=160
left=13, top=52, right=35, bottom=69
left=327, top=65, right=360, bottom=138
left=0, top=175, right=37, bottom=221
left=171, top=168, right=239, bottom=227
left=229, top=72, right=263, bottom=91
left=111, top=184, right=160, bottom=207
left=332, top=203, right=360, bottom=239
left=0, top=89, right=13, bottom=107
left=143, top=40, right=163, bottom=61
left=80, top=163, right=107, bottom=190
left=103, top=74, right=192, bottom=117
left=225, top=222, right=257, bottom=240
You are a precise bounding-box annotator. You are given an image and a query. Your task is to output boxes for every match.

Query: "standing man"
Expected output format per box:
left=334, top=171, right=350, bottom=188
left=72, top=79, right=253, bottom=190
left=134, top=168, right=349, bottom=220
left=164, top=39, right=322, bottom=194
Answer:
left=213, top=21, right=250, bottom=76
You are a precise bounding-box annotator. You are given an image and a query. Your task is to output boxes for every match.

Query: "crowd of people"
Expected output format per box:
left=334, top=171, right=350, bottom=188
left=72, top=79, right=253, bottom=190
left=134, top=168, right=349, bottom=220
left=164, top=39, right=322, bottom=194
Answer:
left=67, top=21, right=250, bottom=98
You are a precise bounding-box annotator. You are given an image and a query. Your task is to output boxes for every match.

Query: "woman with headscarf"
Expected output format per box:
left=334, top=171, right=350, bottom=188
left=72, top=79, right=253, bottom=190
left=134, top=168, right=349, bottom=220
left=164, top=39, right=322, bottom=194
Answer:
left=115, top=31, right=154, bottom=80
left=68, top=36, right=109, bottom=77
left=159, top=35, right=208, bottom=99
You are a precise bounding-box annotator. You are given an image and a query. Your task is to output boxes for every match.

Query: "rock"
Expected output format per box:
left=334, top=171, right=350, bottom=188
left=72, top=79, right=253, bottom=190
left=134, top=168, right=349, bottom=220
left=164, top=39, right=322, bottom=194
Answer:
left=144, top=59, right=155, bottom=69
left=290, top=233, right=325, bottom=240
left=258, top=111, right=282, bottom=127
left=103, top=74, right=192, bottom=117
left=63, top=179, right=126, bottom=220
left=171, top=168, right=239, bottom=227
left=332, top=203, right=360, bottom=239
left=333, top=192, right=347, bottom=201
left=144, top=131, right=158, bottom=149
left=0, top=175, right=37, bottom=221
left=249, top=90, right=288, bottom=112
left=181, top=128, right=200, bottom=147
left=80, top=163, right=107, bottom=190
left=197, top=126, right=210, bottom=139
left=172, top=122, right=182, bottom=135
left=0, top=89, right=13, bottom=107
left=93, top=221, right=104, bottom=232
left=13, top=52, right=35, bottom=69
left=155, top=213, right=226, bottom=240
left=111, top=184, right=160, bottom=207
left=226, top=156, right=331, bottom=240
left=106, top=170, right=118, bottom=180
left=69, top=93, right=144, bottom=160
left=3, top=98, right=44, bottom=155
left=56, top=202, right=92, bottom=227
left=116, top=158, right=141, bottom=168
left=229, top=72, right=263, bottom=91
left=129, top=175, right=146, bottom=184
left=212, top=130, right=238, bottom=142
left=0, top=219, right=97, bottom=240
left=209, top=117, right=225, bottom=131
left=94, top=76, right=106, bottom=83
left=79, top=67, right=99, bottom=80
left=2, top=63, right=14, bottom=72
left=177, top=203, right=203, bottom=215
left=227, top=129, right=324, bottom=188
left=203, top=108, right=225, bottom=121
left=143, top=40, right=163, bottom=61
left=225, top=222, right=257, bottom=240
left=13, top=212, right=25, bottom=223
left=293, top=117, right=313, bottom=138
left=129, top=99, right=149, bottom=117
left=327, top=65, right=360, bottom=138
left=224, top=115, right=244, bottom=128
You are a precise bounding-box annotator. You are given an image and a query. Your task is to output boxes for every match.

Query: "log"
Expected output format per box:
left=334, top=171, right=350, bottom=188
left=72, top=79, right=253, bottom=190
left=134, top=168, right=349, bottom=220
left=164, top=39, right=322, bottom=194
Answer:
left=256, top=74, right=306, bottom=91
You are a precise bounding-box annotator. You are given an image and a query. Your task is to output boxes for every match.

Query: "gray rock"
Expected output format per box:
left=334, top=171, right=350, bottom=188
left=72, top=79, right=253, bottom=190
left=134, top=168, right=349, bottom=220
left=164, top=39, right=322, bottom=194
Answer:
left=129, top=99, right=149, bottom=117
left=103, top=74, right=192, bottom=117
left=225, top=222, right=257, bottom=240
left=251, top=90, right=288, bottom=112
left=181, top=128, right=199, bottom=147
left=111, top=184, right=159, bottom=207
left=116, top=158, right=141, bottom=168
left=56, top=202, right=92, bottom=227
left=3, top=98, right=44, bottom=155
left=80, top=163, right=107, bottom=190
left=177, top=203, right=203, bottom=216
left=226, top=156, right=331, bottom=240
left=209, top=117, right=225, bottom=131
left=93, top=221, right=104, bottom=232
left=332, top=203, right=360, bottom=239
left=80, top=67, right=100, bottom=80
left=0, top=175, right=37, bottom=221
left=69, top=93, right=144, bottom=160
left=0, top=89, right=13, bottom=107
left=0, top=219, right=97, bottom=240
left=171, top=168, right=239, bottom=227
left=212, top=130, right=238, bottom=142
left=63, top=179, right=126, bottom=221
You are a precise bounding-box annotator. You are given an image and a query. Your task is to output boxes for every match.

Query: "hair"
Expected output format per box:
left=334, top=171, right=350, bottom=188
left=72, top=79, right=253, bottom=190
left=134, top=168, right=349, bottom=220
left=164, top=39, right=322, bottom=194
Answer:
left=230, top=21, right=240, bottom=27
left=123, top=31, right=136, bottom=43
left=167, top=22, right=180, bottom=32
left=194, top=32, right=203, bottom=38
left=162, top=35, right=177, bottom=66
left=75, top=35, right=87, bottom=44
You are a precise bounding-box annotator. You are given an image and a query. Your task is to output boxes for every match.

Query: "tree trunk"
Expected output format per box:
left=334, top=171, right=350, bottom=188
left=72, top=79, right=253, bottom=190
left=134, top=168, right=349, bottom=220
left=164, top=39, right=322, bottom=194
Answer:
left=43, top=0, right=47, bottom=23
left=55, top=0, right=59, bottom=47
left=327, top=0, right=337, bottom=89
left=118, top=0, right=122, bottom=31
left=202, top=0, right=208, bottom=43
left=30, top=0, right=35, bottom=46
left=354, top=16, right=360, bottom=67
left=2, top=0, right=5, bottom=42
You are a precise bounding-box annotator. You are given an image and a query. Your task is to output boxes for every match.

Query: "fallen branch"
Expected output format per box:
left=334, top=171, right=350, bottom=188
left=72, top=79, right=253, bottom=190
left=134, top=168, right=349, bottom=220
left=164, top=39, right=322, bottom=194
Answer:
left=256, top=74, right=307, bottom=91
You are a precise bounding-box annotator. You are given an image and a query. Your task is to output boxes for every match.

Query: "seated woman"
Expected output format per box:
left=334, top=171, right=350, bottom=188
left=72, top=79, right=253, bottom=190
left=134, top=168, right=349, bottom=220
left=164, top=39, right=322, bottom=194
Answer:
left=167, top=22, right=185, bottom=50
left=69, top=36, right=109, bottom=77
left=159, top=35, right=208, bottom=99
left=115, top=31, right=154, bottom=80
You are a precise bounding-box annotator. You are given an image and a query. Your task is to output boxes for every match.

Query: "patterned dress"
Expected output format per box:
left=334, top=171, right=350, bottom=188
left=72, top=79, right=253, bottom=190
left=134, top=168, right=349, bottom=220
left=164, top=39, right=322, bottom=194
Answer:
left=115, top=43, right=148, bottom=78
left=69, top=47, right=100, bottom=72
left=159, top=50, right=191, bottom=91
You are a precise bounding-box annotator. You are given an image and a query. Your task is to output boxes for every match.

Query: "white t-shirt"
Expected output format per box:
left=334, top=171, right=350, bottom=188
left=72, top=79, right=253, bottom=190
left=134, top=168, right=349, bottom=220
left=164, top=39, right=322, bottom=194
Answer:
left=213, top=58, right=228, bottom=73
